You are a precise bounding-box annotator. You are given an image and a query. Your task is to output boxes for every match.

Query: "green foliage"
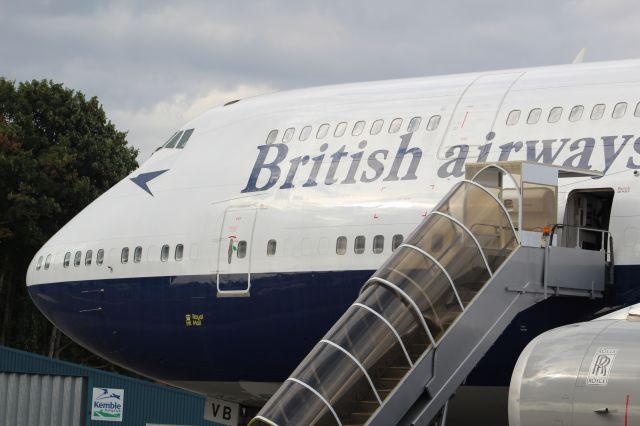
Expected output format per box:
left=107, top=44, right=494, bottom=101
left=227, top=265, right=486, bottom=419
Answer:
left=0, top=78, right=138, bottom=367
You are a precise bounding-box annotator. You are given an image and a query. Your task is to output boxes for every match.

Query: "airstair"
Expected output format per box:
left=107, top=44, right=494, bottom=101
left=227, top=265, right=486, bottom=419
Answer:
left=249, top=161, right=612, bottom=426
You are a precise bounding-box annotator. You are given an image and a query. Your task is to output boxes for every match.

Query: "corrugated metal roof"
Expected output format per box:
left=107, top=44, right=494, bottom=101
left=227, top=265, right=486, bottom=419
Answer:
left=0, top=345, right=224, bottom=426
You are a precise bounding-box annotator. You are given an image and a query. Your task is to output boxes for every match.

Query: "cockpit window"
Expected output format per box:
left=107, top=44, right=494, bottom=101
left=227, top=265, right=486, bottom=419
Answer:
left=176, top=128, right=194, bottom=149
left=164, top=131, right=183, bottom=149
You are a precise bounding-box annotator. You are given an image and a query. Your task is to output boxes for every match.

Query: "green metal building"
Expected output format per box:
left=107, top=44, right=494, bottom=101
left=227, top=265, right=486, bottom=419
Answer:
left=0, top=345, right=227, bottom=426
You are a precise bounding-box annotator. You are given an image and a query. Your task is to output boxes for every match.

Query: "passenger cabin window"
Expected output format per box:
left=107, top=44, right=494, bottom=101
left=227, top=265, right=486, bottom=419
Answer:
left=354, top=236, right=365, bottom=254
left=63, top=252, right=71, bottom=268
left=134, top=246, right=142, bottom=263
left=426, top=115, right=441, bottom=131
left=569, top=105, right=584, bottom=122
left=121, top=247, right=129, bottom=264
left=334, top=122, right=347, bottom=137
left=266, top=129, right=278, bottom=144
left=45, top=254, right=51, bottom=270
left=373, top=235, right=384, bottom=254
left=506, top=110, right=520, bottom=126
left=389, top=118, right=402, bottom=133
left=237, top=241, right=247, bottom=259
left=175, top=244, right=184, bottom=261
left=36, top=256, right=43, bottom=270
left=527, top=108, right=542, bottom=124
left=175, top=128, right=194, bottom=149
left=161, top=245, right=170, bottom=262
left=370, top=119, right=383, bottom=135
left=352, top=121, right=365, bottom=136
left=613, top=102, right=628, bottom=119
left=85, top=250, right=93, bottom=266
left=635, top=102, right=640, bottom=117
left=407, top=116, right=422, bottom=132
left=591, top=104, right=605, bottom=120
left=392, top=234, right=404, bottom=251
left=548, top=107, right=563, bottom=123
left=164, top=131, right=182, bottom=148
left=336, top=236, right=347, bottom=255
left=97, top=249, right=104, bottom=266
left=282, top=127, right=295, bottom=143
left=267, top=239, right=277, bottom=256
left=74, top=251, right=81, bottom=267
left=316, top=123, right=330, bottom=139
left=299, top=126, right=312, bottom=141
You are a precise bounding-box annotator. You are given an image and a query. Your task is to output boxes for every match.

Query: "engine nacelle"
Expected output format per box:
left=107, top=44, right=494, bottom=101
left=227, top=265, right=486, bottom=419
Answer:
left=509, top=304, right=639, bottom=426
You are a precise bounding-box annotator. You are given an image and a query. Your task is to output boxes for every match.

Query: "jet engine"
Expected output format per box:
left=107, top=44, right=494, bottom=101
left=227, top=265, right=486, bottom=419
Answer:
left=508, top=304, right=639, bottom=426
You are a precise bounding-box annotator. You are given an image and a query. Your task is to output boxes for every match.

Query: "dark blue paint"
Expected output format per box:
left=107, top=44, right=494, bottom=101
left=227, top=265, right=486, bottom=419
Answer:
left=29, top=265, right=640, bottom=387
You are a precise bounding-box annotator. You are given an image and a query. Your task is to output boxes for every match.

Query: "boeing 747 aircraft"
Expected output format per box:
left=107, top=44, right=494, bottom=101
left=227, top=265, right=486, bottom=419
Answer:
left=26, top=59, right=640, bottom=423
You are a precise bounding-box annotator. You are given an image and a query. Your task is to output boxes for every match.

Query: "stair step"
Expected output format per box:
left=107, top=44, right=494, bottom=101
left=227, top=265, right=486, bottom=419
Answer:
left=353, top=400, right=379, bottom=411
left=383, top=366, right=409, bottom=379
left=350, top=412, right=374, bottom=423
left=375, top=377, right=401, bottom=389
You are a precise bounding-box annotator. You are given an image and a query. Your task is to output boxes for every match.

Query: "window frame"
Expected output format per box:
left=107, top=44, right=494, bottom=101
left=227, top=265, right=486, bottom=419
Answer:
left=527, top=108, right=542, bottom=124
left=506, top=110, right=521, bottom=126
left=373, top=235, right=384, bottom=254
left=237, top=240, right=247, bottom=259
left=426, top=115, right=441, bottom=131
left=336, top=236, right=347, bottom=255
left=175, top=244, right=184, bottom=261
left=267, top=239, right=277, bottom=256
left=161, top=245, right=170, bottom=262
left=388, top=118, right=403, bottom=133
left=392, top=234, right=404, bottom=251
left=354, top=235, right=365, bottom=254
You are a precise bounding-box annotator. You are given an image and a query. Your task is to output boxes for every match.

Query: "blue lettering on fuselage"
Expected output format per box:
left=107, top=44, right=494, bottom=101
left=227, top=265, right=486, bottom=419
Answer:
left=241, top=133, right=422, bottom=193
left=241, top=133, right=640, bottom=193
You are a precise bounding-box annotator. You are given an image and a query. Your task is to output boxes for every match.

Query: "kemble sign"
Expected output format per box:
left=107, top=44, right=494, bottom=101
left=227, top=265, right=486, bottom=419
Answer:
left=91, top=387, right=125, bottom=422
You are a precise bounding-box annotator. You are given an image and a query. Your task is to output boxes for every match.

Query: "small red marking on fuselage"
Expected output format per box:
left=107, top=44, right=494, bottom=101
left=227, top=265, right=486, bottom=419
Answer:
left=461, top=111, right=469, bottom=128
left=625, top=394, right=630, bottom=426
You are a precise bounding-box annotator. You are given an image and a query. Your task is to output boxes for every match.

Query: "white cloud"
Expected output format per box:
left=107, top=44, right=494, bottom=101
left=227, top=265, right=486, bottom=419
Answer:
left=108, top=83, right=273, bottom=160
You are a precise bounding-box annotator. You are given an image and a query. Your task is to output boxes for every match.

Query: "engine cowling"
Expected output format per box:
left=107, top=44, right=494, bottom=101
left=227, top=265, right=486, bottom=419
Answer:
left=509, top=305, right=639, bottom=426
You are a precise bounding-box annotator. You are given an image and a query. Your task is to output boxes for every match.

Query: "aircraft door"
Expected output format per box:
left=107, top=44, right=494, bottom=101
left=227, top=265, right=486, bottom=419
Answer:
left=562, top=189, right=614, bottom=250
left=437, top=72, right=524, bottom=161
left=216, top=207, right=257, bottom=296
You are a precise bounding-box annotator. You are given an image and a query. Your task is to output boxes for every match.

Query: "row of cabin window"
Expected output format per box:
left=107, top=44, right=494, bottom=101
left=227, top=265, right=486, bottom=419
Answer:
left=265, top=115, right=441, bottom=144
left=234, top=234, right=404, bottom=259
left=34, top=244, right=186, bottom=271
left=506, top=102, right=640, bottom=126
left=337, top=234, right=403, bottom=255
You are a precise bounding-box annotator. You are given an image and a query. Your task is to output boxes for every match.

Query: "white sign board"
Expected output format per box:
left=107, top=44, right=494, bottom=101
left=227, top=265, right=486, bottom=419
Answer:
left=586, top=347, right=618, bottom=386
left=204, top=397, right=239, bottom=426
left=91, top=387, right=125, bottom=422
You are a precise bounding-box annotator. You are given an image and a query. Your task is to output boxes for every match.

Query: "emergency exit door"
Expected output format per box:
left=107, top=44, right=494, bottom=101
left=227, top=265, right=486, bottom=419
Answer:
left=216, top=207, right=257, bottom=296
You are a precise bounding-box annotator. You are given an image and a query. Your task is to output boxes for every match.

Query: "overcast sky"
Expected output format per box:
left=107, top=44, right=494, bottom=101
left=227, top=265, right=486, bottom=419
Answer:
left=3, top=0, right=640, bottom=160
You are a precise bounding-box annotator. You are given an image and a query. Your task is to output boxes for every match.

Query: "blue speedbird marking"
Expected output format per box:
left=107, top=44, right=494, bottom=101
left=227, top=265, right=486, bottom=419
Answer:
left=130, top=169, right=169, bottom=196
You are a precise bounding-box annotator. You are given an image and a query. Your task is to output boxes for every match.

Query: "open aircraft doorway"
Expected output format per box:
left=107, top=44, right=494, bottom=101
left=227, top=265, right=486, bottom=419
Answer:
left=561, top=189, right=614, bottom=251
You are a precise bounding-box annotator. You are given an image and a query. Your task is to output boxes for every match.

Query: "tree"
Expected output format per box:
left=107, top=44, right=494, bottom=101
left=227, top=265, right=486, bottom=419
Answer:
left=0, top=78, right=138, bottom=366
